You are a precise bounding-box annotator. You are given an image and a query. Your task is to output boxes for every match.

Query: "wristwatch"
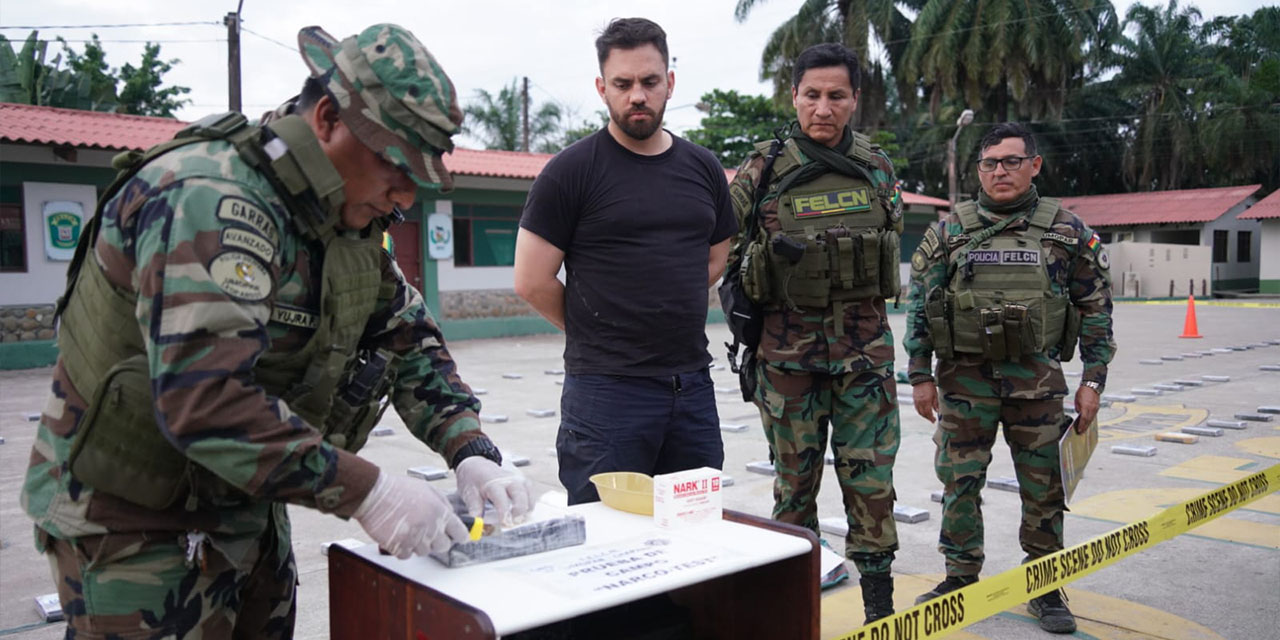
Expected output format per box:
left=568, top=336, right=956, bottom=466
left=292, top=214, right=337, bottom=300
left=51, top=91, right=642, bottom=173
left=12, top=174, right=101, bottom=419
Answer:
left=450, top=437, right=503, bottom=469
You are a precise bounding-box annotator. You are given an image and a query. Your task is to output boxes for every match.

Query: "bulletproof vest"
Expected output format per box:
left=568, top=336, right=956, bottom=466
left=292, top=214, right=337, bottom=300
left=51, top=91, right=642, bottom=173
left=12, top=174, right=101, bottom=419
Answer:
left=57, top=112, right=390, bottom=510
left=760, top=133, right=900, bottom=308
left=941, top=198, right=1069, bottom=361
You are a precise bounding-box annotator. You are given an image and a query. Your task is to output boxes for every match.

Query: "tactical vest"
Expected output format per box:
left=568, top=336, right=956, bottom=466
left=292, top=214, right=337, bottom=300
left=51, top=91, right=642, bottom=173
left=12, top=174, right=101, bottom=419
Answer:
left=755, top=133, right=901, bottom=309
left=934, top=198, right=1070, bottom=361
left=58, top=112, right=394, bottom=511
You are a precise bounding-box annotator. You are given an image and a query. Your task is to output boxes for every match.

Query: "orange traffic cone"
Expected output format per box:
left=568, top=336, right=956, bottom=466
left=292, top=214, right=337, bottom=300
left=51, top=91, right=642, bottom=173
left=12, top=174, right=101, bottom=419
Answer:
left=1179, top=295, right=1202, bottom=339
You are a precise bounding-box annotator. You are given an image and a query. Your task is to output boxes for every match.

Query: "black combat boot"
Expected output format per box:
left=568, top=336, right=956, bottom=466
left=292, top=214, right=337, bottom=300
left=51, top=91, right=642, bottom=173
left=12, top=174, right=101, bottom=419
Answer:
left=859, top=574, right=894, bottom=624
left=1027, top=589, right=1076, bottom=633
left=914, top=575, right=978, bottom=605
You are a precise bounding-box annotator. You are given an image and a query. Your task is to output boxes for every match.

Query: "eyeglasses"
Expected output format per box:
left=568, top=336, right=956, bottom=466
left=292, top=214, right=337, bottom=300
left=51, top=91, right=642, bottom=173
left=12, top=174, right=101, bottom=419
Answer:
left=977, top=155, right=1036, bottom=172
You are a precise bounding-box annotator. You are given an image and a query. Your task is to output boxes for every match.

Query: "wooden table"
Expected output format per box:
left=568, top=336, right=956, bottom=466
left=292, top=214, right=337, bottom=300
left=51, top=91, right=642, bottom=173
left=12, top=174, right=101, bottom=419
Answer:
left=329, top=504, right=819, bottom=639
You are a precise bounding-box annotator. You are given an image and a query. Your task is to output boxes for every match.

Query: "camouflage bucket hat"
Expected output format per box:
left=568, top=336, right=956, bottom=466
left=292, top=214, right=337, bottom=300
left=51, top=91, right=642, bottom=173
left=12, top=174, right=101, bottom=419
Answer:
left=298, top=24, right=464, bottom=191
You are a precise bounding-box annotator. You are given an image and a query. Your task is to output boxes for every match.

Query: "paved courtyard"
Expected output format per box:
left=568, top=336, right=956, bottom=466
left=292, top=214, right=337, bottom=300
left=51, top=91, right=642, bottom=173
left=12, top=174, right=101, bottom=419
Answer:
left=2, top=301, right=1278, bottom=639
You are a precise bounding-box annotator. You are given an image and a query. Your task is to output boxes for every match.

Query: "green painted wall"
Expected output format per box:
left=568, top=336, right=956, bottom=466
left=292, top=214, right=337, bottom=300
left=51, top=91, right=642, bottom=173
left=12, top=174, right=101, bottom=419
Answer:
left=1212, top=277, right=1261, bottom=292
left=1260, top=279, right=1280, bottom=294
left=0, top=340, right=56, bottom=370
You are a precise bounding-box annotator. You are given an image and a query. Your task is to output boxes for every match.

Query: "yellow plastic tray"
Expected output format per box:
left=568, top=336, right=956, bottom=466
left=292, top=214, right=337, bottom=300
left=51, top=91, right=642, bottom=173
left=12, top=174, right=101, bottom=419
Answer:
left=590, top=472, right=654, bottom=515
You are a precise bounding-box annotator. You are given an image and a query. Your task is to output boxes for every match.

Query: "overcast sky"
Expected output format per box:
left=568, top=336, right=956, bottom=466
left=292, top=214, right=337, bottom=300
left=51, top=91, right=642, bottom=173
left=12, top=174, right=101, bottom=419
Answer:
left=1, top=0, right=1269, bottom=149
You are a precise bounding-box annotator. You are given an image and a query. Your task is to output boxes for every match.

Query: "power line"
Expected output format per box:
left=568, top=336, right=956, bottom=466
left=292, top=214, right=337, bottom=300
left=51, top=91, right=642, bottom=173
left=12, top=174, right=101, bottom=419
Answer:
left=0, top=21, right=218, bottom=29
left=240, top=27, right=293, bottom=52
left=13, top=38, right=224, bottom=44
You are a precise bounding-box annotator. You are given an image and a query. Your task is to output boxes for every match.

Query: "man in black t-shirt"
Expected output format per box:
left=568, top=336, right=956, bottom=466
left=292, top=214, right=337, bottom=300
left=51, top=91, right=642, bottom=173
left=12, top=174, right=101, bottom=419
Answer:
left=514, top=17, right=737, bottom=504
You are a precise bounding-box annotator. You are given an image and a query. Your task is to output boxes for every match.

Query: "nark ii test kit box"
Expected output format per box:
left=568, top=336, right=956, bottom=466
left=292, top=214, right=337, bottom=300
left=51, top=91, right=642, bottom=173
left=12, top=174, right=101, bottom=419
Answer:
left=653, top=467, right=722, bottom=528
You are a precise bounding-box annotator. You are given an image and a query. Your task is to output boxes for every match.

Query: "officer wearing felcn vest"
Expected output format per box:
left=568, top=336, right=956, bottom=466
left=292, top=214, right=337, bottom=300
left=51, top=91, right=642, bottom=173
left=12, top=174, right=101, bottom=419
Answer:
left=21, top=24, right=531, bottom=638
left=905, top=122, right=1115, bottom=635
left=726, top=43, right=904, bottom=624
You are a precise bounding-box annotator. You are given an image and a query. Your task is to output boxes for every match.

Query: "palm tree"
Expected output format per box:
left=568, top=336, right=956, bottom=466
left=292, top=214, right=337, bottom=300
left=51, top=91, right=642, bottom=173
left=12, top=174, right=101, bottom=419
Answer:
left=734, top=0, right=919, bottom=129
left=1112, top=0, right=1212, bottom=190
left=902, top=0, right=1118, bottom=123
left=462, top=78, right=563, bottom=153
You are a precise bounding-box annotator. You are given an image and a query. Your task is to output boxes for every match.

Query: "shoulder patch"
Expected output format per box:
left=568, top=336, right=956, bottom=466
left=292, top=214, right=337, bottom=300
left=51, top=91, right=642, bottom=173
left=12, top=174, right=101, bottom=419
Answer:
left=216, top=196, right=279, bottom=246
left=729, top=181, right=753, bottom=217
left=1043, top=231, right=1078, bottom=246
left=208, top=251, right=272, bottom=302
left=220, top=227, right=277, bottom=263
left=1097, top=245, right=1111, bottom=270
left=920, top=225, right=941, bottom=257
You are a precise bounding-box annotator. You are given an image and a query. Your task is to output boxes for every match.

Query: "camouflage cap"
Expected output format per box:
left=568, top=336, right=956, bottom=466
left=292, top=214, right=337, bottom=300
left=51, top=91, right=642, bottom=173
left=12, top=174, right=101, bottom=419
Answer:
left=298, top=24, right=463, bottom=191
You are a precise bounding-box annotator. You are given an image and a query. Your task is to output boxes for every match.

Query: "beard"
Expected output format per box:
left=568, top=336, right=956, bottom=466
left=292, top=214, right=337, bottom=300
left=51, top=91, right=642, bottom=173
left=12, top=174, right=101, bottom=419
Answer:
left=609, top=101, right=666, bottom=141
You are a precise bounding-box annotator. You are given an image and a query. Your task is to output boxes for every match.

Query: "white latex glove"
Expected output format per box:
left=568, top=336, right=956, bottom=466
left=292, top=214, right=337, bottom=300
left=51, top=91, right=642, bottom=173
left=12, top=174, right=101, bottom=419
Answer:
left=455, top=456, right=533, bottom=526
left=353, top=472, right=470, bottom=559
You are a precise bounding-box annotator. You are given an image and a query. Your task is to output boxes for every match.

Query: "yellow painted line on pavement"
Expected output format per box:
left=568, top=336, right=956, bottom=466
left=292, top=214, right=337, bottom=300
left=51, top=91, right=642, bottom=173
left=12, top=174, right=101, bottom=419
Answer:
left=1159, top=455, right=1263, bottom=484
left=1071, top=488, right=1280, bottom=547
left=1098, top=403, right=1208, bottom=443
left=1234, top=436, right=1280, bottom=459
left=823, top=575, right=1226, bottom=640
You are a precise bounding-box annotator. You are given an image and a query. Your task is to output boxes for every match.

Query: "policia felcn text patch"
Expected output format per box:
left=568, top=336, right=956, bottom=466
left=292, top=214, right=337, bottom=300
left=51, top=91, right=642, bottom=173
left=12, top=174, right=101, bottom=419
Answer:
left=791, top=187, right=873, bottom=218
left=968, top=249, right=1042, bottom=265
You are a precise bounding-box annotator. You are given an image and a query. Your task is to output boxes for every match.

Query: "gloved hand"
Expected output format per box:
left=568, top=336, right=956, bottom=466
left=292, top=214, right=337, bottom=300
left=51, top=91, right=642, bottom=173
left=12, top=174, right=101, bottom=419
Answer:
left=455, top=456, right=533, bottom=526
left=353, top=472, right=470, bottom=559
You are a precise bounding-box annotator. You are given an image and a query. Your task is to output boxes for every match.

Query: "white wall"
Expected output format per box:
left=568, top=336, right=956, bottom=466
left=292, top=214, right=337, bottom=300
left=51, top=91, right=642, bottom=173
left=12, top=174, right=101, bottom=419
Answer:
left=1, top=182, right=98, bottom=306
left=1259, top=221, right=1280, bottom=286
left=1110, top=241, right=1213, bottom=298
left=1201, top=200, right=1262, bottom=285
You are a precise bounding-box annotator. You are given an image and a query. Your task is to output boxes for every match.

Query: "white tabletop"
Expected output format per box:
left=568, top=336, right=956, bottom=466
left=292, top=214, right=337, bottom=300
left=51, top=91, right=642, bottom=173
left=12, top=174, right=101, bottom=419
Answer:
left=348, top=502, right=812, bottom=635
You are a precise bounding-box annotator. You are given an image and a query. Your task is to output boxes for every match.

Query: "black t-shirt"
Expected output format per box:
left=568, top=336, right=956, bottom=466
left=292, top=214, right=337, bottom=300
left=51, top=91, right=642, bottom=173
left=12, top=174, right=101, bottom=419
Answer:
left=520, top=129, right=737, bottom=376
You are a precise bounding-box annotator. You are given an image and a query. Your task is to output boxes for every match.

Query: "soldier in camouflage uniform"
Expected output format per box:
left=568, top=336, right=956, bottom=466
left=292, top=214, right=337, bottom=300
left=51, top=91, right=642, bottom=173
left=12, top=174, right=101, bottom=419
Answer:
left=726, top=43, right=903, bottom=624
left=906, top=122, right=1115, bottom=634
left=21, top=24, right=533, bottom=638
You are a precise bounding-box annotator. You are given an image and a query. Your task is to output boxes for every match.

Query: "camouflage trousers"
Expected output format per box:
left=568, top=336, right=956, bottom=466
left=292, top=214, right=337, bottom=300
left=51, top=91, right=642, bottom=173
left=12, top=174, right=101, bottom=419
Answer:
left=755, top=364, right=900, bottom=575
left=39, top=521, right=296, bottom=639
left=933, top=392, right=1069, bottom=577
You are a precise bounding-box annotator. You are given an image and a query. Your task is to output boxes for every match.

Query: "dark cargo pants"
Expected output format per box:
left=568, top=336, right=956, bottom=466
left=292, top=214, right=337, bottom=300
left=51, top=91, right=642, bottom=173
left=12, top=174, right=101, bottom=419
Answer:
left=40, top=518, right=296, bottom=639
left=756, top=364, right=900, bottom=575
left=934, top=392, right=1069, bottom=577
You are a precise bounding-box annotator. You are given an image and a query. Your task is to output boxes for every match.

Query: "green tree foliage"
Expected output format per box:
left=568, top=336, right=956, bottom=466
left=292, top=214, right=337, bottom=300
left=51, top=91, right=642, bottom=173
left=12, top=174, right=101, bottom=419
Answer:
left=902, top=0, right=1119, bottom=123
left=463, top=78, right=564, bottom=153
left=0, top=31, right=189, bottom=117
left=116, top=43, right=190, bottom=117
left=683, top=89, right=795, bottom=168
left=58, top=34, right=118, bottom=111
left=734, top=0, right=918, bottom=128
left=556, top=110, right=608, bottom=150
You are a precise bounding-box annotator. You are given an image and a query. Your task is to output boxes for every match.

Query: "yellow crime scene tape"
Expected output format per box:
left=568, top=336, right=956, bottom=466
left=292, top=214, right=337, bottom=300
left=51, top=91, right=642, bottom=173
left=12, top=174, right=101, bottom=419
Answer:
left=834, top=463, right=1279, bottom=640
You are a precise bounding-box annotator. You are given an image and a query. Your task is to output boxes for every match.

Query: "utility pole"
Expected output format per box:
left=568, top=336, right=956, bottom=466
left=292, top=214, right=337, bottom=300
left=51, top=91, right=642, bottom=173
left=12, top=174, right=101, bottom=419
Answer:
left=948, top=109, right=975, bottom=209
left=521, top=76, right=530, bottom=153
left=224, top=2, right=243, bottom=113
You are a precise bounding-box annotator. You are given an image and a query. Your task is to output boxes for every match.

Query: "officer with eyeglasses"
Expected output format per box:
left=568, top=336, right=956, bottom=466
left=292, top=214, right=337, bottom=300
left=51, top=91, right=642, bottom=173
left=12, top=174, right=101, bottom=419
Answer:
left=903, top=122, right=1115, bottom=634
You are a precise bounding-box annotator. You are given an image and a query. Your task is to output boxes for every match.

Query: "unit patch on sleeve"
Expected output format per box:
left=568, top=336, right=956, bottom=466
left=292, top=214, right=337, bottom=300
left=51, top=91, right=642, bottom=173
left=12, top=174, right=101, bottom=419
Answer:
left=791, top=187, right=873, bottom=218
left=216, top=196, right=279, bottom=246
left=1043, top=232, right=1078, bottom=246
left=220, top=227, right=276, bottom=264
left=208, top=251, right=272, bottom=302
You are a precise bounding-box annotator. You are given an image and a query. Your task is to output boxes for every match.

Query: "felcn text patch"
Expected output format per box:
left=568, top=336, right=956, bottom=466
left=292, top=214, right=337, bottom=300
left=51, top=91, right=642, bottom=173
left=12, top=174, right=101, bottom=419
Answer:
left=969, top=249, right=1042, bottom=265
left=791, top=187, right=872, bottom=218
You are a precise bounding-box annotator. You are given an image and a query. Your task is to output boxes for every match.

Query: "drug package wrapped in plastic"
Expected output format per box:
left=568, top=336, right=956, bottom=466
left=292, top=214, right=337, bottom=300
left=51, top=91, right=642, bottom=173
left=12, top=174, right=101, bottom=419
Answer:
left=431, top=513, right=587, bottom=568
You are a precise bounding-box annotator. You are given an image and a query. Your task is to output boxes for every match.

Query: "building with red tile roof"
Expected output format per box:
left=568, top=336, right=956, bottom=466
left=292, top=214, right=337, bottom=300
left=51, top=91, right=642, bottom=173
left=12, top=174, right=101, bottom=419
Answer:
left=1238, top=189, right=1280, bottom=293
left=1060, top=185, right=1260, bottom=227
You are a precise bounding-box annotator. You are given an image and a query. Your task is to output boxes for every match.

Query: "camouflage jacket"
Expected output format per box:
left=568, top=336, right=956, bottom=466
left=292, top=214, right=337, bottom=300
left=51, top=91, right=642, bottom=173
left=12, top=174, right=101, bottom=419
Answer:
left=22, top=136, right=485, bottom=547
left=903, top=197, right=1115, bottom=399
left=728, top=138, right=902, bottom=375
